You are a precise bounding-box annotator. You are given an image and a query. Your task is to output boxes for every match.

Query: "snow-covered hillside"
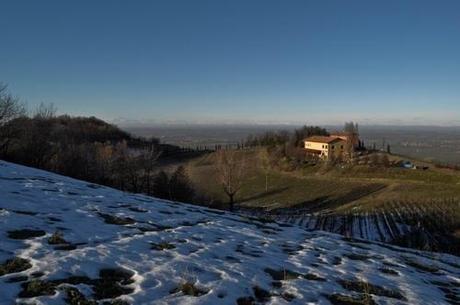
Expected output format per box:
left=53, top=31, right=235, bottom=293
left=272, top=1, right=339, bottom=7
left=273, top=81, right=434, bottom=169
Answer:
left=0, top=161, right=459, bottom=305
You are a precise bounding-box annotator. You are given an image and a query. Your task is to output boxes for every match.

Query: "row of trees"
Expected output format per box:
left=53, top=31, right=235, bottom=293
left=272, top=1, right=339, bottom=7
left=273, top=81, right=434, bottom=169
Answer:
left=245, top=125, right=329, bottom=148
left=244, top=125, right=331, bottom=169
left=0, top=83, right=196, bottom=204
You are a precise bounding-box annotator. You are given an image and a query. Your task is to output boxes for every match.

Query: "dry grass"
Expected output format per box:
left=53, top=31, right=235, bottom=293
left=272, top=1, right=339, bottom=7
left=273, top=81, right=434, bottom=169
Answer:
left=186, top=149, right=460, bottom=214
left=184, top=149, right=460, bottom=253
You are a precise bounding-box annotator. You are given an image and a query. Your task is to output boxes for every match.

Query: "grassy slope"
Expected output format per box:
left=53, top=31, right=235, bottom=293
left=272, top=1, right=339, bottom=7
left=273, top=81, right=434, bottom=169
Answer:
left=186, top=149, right=460, bottom=213
left=185, top=149, right=460, bottom=254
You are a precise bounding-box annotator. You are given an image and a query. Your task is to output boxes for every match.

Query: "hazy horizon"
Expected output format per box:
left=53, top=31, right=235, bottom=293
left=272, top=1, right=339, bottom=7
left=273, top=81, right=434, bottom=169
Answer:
left=114, top=118, right=460, bottom=128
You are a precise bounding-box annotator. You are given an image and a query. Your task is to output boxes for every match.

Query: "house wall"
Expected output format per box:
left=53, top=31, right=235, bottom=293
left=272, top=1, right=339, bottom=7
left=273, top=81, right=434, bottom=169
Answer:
left=304, top=141, right=330, bottom=158
left=304, top=140, right=347, bottom=159
left=328, top=140, right=347, bottom=158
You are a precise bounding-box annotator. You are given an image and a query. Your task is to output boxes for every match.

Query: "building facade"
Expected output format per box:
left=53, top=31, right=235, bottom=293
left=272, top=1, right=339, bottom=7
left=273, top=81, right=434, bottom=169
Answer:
left=304, top=136, right=347, bottom=160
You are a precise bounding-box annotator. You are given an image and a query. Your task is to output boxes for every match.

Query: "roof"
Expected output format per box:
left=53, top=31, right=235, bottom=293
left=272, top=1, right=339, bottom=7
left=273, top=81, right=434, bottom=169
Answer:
left=304, top=136, right=344, bottom=144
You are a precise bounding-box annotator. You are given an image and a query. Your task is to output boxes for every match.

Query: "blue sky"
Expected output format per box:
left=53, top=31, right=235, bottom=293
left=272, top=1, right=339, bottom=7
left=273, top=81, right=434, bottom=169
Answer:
left=1, top=0, right=460, bottom=125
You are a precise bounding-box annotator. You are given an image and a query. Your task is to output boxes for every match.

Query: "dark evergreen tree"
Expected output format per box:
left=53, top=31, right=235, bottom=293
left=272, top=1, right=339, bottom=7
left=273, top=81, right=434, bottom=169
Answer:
left=169, top=166, right=195, bottom=203
left=152, top=171, right=171, bottom=200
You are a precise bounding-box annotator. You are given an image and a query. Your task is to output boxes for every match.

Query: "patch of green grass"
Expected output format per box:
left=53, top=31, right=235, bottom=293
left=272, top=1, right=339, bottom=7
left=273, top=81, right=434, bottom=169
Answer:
left=0, top=257, right=32, bottom=276
left=170, top=282, right=208, bottom=297
left=103, top=300, right=130, bottom=305
left=330, top=256, right=342, bottom=265
left=54, top=244, right=77, bottom=251
left=99, top=213, right=135, bottom=225
left=264, top=268, right=302, bottom=281
left=93, top=268, right=135, bottom=299
left=403, top=258, right=440, bottom=273
left=64, top=287, right=131, bottom=305
left=236, top=296, right=255, bottom=305
left=252, top=286, right=271, bottom=302
left=281, top=292, right=296, bottom=301
left=185, top=149, right=460, bottom=253
left=64, top=287, right=97, bottom=305
left=303, top=273, right=326, bottom=281
left=129, top=207, right=148, bottom=213
left=379, top=267, right=399, bottom=276
left=19, top=280, right=56, bottom=298
left=344, top=253, right=372, bottom=261
left=150, top=242, right=176, bottom=251
left=48, top=231, right=67, bottom=245
left=186, top=149, right=460, bottom=214
left=16, top=268, right=135, bottom=301
left=338, top=279, right=406, bottom=300
left=51, top=275, right=93, bottom=286
left=47, top=231, right=78, bottom=250
left=7, top=229, right=46, bottom=239
left=327, top=293, right=376, bottom=305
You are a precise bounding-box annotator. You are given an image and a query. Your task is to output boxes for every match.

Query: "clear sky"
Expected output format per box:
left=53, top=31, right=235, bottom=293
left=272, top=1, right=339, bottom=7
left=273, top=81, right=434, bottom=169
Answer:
left=1, top=0, right=460, bottom=125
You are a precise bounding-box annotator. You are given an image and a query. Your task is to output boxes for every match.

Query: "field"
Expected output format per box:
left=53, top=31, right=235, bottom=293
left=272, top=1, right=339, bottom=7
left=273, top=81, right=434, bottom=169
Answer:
left=185, top=149, right=460, bottom=254
left=186, top=149, right=460, bottom=210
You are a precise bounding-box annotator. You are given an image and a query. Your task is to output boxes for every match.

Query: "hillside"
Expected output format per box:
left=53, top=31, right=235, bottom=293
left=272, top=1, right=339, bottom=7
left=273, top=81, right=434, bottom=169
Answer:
left=1, top=161, right=460, bottom=305
left=186, top=150, right=460, bottom=254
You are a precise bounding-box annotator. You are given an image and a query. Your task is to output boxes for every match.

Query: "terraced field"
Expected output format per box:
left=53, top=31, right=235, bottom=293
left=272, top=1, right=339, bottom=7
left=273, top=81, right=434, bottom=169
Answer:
left=247, top=199, right=460, bottom=255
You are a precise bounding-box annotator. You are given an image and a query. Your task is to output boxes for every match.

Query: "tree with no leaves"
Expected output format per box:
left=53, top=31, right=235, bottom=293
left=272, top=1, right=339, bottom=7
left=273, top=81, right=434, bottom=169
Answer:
left=215, top=149, right=245, bottom=211
left=33, top=102, right=57, bottom=119
left=0, top=83, right=25, bottom=125
left=259, top=148, right=272, bottom=192
left=0, top=83, right=26, bottom=155
left=139, top=141, right=161, bottom=195
left=343, top=121, right=359, bottom=160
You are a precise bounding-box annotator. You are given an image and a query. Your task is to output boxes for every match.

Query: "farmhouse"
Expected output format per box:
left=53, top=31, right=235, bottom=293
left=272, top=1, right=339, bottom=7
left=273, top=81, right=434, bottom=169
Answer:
left=304, top=135, right=348, bottom=160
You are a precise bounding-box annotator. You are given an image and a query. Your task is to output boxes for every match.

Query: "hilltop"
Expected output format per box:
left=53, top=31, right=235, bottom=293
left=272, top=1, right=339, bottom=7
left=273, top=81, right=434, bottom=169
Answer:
left=1, top=160, right=459, bottom=305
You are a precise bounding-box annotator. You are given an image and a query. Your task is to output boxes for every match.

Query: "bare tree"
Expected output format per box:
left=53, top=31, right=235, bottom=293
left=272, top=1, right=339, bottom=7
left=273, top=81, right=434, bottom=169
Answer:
left=344, top=121, right=358, bottom=134
left=139, top=140, right=161, bottom=195
left=33, top=102, right=57, bottom=119
left=344, top=137, right=355, bottom=161
left=215, top=149, right=245, bottom=211
left=343, top=121, right=360, bottom=161
left=0, top=83, right=26, bottom=155
left=0, top=83, right=26, bottom=125
left=259, top=148, right=271, bottom=192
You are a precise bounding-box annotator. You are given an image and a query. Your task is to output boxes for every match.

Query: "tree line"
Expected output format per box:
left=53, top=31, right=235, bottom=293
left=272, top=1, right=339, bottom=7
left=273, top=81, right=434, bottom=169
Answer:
left=243, top=125, right=330, bottom=168
left=0, top=83, right=196, bottom=204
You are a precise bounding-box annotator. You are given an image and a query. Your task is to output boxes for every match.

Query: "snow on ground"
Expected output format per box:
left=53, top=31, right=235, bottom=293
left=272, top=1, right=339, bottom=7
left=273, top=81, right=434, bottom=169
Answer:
left=0, top=160, right=459, bottom=305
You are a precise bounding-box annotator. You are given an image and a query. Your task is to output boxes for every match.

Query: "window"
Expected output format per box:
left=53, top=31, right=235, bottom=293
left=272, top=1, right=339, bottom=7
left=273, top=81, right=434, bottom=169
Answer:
left=331, top=145, right=334, bottom=149
left=341, top=145, right=344, bottom=149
